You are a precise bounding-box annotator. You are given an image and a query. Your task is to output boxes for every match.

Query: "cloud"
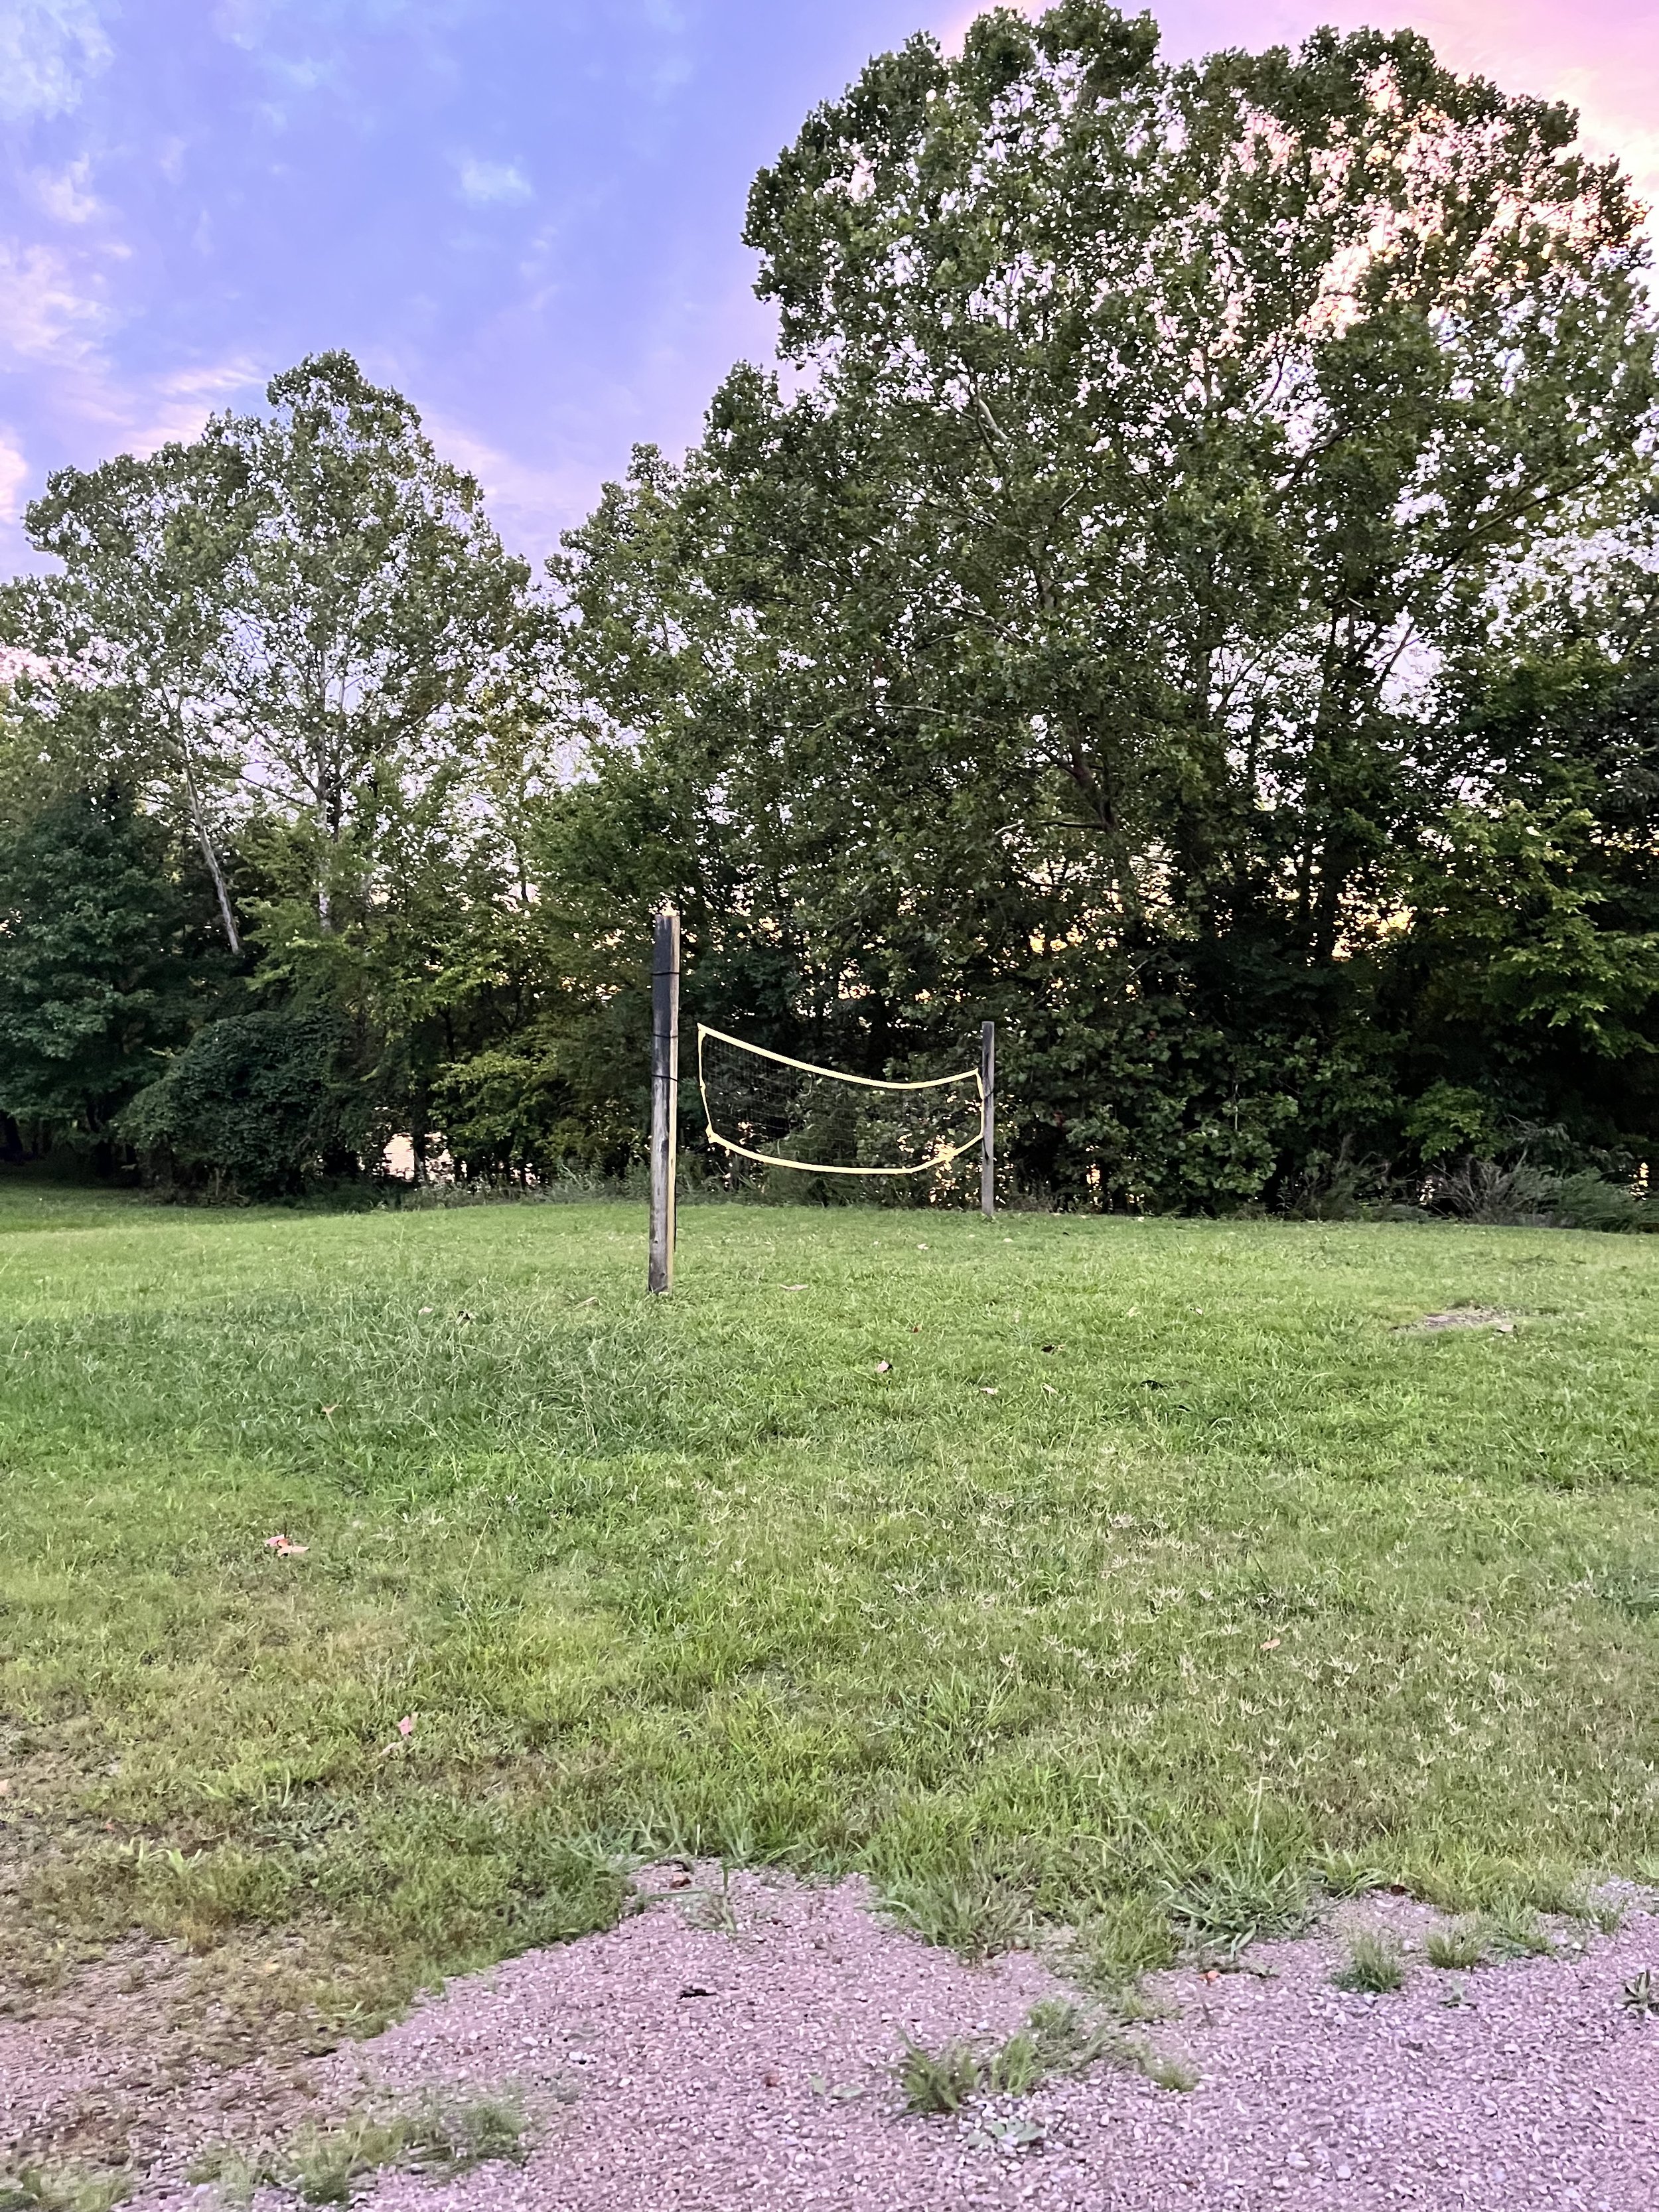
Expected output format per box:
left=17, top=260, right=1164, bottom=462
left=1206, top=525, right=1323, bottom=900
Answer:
left=0, top=0, right=112, bottom=124
left=416, top=410, right=603, bottom=563
left=457, top=157, right=534, bottom=208
left=0, top=428, right=32, bottom=522
left=0, top=240, right=107, bottom=368
left=31, top=156, right=102, bottom=224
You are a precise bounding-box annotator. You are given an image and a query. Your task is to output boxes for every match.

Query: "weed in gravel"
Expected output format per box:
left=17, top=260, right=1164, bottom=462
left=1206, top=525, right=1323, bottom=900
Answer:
left=0, top=2168, right=129, bottom=2212
left=1557, top=1887, right=1626, bottom=1937
left=1127, top=2045, right=1198, bottom=2093
left=985, top=2000, right=1114, bottom=2093
left=1621, top=1968, right=1659, bottom=2018
left=901, top=2000, right=1187, bottom=2116
left=1333, top=1933, right=1406, bottom=1994
left=285, top=2116, right=409, bottom=2206
left=684, top=1862, right=739, bottom=1935
left=184, top=2145, right=273, bottom=2208
left=1483, top=1905, right=1554, bottom=1960
left=897, top=2037, right=983, bottom=2116
left=881, top=1866, right=1028, bottom=1962
left=190, top=2093, right=528, bottom=2207
left=1425, top=1921, right=1487, bottom=1970
left=964, top=2113, right=1046, bottom=2152
left=405, top=2093, right=530, bottom=2173
left=1065, top=1897, right=1179, bottom=1988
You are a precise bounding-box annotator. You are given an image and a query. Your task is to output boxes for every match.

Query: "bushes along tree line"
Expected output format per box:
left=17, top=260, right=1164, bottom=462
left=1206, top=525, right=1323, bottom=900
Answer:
left=2, top=7, right=1657, bottom=1213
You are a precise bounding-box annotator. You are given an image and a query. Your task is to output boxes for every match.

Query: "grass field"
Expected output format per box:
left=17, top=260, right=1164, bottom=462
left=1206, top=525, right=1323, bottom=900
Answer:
left=2, top=1185, right=1656, bottom=2049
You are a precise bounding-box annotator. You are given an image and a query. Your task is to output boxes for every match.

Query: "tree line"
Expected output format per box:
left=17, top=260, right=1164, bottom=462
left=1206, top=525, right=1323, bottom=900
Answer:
left=3, top=4, right=1658, bottom=1217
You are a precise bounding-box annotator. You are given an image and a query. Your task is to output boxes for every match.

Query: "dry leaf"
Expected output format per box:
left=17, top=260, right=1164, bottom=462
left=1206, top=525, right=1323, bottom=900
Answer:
left=781, top=1284, right=808, bottom=1292
left=1261, top=1637, right=1281, bottom=1652
left=1043, top=1383, right=1058, bottom=1396
left=418, top=1305, right=433, bottom=1314
left=875, top=1360, right=892, bottom=1374
left=916, top=1242, right=928, bottom=1251
left=982, top=1386, right=999, bottom=1395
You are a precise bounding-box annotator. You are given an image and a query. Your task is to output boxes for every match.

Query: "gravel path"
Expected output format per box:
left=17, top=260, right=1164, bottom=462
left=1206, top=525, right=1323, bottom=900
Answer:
left=99, top=1866, right=1655, bottom=2212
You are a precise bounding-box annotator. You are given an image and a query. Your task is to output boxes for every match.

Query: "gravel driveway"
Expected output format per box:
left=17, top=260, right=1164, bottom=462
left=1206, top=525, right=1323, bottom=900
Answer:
left=171, top=1869, right=1659, bottom=2208
left=6, top=1865, right=1656, bottom=2209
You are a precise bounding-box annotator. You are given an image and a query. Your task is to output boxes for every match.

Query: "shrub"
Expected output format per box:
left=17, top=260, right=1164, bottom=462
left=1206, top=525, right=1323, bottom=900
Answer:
left=121, top=1008, right=374, bottom=1199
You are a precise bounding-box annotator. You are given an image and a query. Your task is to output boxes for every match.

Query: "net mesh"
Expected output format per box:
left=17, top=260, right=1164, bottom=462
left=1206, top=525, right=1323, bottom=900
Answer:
left=697, top=1025, right=983, bottom=1177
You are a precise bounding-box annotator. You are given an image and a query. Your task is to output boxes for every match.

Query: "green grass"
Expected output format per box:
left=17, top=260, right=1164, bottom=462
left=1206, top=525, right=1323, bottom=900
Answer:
left=1331, top=1931, right=1406, bottom=1994
left=1, top=1187, right=1656, bottom=2041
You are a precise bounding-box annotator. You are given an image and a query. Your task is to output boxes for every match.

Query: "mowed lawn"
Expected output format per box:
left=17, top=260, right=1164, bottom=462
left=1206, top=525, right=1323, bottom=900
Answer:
left=1, top=1186, right=1656, bottom=2040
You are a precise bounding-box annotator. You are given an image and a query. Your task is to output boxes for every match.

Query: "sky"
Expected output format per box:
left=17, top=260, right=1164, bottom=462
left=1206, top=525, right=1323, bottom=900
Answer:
left=0, top=0, right=1654, bottom=573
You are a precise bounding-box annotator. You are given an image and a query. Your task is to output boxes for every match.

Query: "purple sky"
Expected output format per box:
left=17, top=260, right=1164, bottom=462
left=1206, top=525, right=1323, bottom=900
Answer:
left=0, top=1, right=1653, bottom=573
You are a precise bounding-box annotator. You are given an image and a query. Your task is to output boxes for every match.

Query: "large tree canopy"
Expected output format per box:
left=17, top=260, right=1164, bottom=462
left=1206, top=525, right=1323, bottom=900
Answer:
left=548, top=4, right=1659, bottom=1205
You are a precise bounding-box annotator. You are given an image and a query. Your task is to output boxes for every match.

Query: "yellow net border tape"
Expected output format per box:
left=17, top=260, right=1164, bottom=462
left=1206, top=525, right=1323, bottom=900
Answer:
left=696, top=1023, right=984, bottom=1178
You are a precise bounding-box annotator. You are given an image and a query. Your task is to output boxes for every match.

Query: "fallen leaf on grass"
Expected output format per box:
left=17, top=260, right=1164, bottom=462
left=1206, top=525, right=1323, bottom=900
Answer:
left=263, top=1534, right=309, bottom=1557
left=780, top=1284, right=808, bottom=1292
left=378, top=1714, right=417, bottom=1758
left=1261, top=1637, right=1281, bottom=1652
left=981, top=1385, right=999, bottom=1395
left=875, top=1361, right=892, bottom=1374
left=1043, top=1383, right=1058, bottom=1396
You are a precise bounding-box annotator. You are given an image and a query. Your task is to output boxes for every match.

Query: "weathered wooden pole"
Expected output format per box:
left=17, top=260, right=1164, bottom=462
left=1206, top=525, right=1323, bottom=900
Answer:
left=648, top=908, right=681, bottom=1294
left=980, top=1019, right=996, bottom=1219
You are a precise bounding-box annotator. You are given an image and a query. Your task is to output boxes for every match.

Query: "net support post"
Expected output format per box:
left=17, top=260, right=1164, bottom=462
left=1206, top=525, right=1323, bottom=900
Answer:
left=980, top=1020, right=996, bottom=1218
left=648, top=907, right=681, bottom=1294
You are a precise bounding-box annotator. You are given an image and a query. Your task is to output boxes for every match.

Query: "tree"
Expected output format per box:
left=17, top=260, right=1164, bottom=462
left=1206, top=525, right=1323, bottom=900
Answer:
left=550, top=3, right=1659, bottom=1203
left=212, top=354, right=538, bottom=936
left=0, top=790, right=210, bottom=1151
left=5, top=441, right=253, bottom=949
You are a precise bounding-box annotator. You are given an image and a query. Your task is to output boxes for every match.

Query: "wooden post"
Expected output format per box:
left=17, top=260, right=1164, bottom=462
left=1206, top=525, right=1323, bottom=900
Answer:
left=980, top=1019, right=995, bottom=1219
left=648, top=909, right=680, bottom=1294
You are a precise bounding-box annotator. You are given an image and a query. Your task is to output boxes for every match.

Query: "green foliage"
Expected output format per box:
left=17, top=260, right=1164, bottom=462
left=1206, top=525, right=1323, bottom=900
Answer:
left=189, top=2093, right=528, bottom=2208
left=897, top=2037, right=982, bottom=2116
left=1332, top=1931, right=1406, bottom=1994
left=0, top=790, right=209, bottom=1149
left=543, top=5, right=1659, bottom=1206
left=119, top=1008, right=374, bottom=1199
left=1425, top=1920, right=1487, bottom=1970
left=880, top=1862, right=1031, bottom=1961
